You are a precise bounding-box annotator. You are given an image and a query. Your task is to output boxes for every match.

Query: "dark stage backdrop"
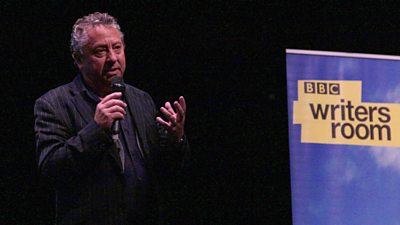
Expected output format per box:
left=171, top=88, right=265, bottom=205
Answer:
left=1, top=1, right=399, bottom=225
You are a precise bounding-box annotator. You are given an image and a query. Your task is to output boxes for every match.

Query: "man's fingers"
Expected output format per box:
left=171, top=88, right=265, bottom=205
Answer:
left=164, top=102, right=175, bottom=114
left=106, top=105, right=126, bottom=114
left=98, top=102, right=126, bottom=117
left=99, top=92, right=126, bottom=109
left=110, top=112, right=125, bottom=120
left=101, top=92, right=123, bottom=102
left=160, top=97, right=187, bottom=124
left=160, top=107, right=174, bottom=119
left=174, top=101, right=185, bottom=122
left=101, top=99, right=127, bottom=109
left=156, top=116, right=171, bottom=128
left=178, top=96, right=186, bottom=112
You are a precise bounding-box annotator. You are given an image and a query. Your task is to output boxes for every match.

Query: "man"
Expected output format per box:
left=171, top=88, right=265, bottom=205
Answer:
left=34, top=12, right=190, bottom=225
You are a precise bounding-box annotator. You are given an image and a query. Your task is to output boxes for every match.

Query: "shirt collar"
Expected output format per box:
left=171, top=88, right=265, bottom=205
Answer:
left=77, top=73, right=101, bottom=103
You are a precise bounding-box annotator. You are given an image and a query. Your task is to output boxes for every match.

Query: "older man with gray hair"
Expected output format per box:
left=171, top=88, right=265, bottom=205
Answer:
left=34, top=12, right=190, bottom=225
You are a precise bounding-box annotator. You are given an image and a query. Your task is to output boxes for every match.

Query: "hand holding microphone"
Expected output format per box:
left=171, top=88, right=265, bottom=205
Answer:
left=94, top=77, right=126, bottom=131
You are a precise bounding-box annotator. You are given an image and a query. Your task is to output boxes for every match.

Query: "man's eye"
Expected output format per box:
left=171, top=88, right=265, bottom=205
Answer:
left=113, top=45, right=122, bottom=52
left=94, top=49, right=107, bottom=56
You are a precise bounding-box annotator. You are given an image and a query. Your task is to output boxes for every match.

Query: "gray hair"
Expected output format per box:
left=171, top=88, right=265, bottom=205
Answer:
left=70, top=12, right=124, bottom=56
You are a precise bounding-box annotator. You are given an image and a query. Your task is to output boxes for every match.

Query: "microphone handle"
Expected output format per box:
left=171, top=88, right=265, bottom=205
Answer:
left=111, top=119, right=121, bottom=134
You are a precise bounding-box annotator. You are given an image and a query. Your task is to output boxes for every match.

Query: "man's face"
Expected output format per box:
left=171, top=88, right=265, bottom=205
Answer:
left=77, top=25, right=126, bottom=95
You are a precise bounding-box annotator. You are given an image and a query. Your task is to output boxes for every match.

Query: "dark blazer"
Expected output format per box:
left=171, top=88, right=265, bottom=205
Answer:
left=34, top=75, right=189, bottom=225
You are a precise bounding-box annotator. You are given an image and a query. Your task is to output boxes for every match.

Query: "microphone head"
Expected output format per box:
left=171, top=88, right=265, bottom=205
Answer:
left=111, top=76, right=125, bottom=94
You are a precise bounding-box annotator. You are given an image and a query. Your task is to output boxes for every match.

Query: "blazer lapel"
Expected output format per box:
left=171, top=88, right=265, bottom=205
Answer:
left=71, top=93, right=95, bottom=124
left=69, top=75, right=95, bottom=124
left=125, top=88, right=151, bottom=161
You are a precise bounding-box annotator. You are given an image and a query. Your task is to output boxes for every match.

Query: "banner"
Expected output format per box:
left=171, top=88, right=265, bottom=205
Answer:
left=286, top=49, right=400, bottom=225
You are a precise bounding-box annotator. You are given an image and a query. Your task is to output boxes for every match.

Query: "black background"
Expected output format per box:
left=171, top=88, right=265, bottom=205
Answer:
left=2, top=1, right=400, bottom=224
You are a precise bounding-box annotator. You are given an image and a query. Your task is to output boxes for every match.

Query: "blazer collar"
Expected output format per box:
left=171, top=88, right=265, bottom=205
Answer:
left=69, top=74, right=97, bottom=124
left=69, top=74, right=90, bottom=95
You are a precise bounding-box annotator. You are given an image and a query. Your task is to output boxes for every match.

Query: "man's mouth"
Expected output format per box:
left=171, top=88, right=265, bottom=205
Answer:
left=104, top=68, right=120, bottom=76
left=106, top=68, right=119, bottom=72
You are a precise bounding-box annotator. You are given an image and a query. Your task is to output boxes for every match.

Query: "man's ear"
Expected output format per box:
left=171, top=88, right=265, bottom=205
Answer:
left=72, top=52, right=82, bottom=64
left=72, top=52, right=85, bottom=71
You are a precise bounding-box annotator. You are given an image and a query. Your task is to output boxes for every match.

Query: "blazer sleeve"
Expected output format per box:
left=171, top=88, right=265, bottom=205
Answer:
left=34, top=96, right=114, bottom=185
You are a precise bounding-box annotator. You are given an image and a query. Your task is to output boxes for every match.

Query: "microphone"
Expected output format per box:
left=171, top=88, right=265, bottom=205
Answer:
left=110, top=76, right=125, bottom=135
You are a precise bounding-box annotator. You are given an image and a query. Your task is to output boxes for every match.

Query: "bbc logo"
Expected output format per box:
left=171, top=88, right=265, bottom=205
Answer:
left=304, top=82, right=340, bottom=95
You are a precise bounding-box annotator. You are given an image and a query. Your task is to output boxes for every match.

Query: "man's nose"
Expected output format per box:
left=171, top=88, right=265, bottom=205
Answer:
left=107, top=50, right=118, bottom=62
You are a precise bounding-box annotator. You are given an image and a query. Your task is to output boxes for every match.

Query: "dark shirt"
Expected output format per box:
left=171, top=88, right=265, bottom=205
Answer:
left=120, top=107, right=154, bottom=223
